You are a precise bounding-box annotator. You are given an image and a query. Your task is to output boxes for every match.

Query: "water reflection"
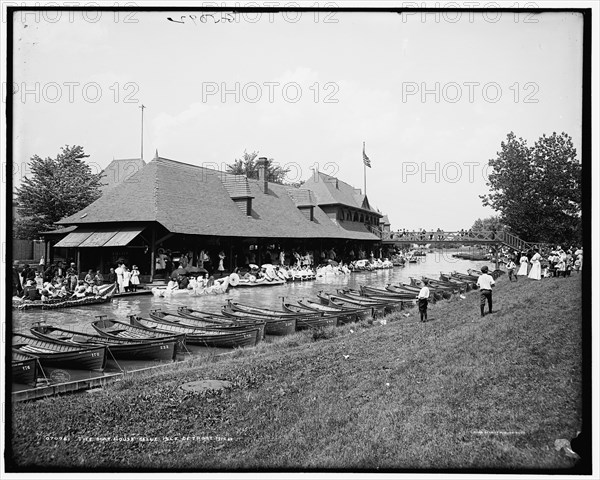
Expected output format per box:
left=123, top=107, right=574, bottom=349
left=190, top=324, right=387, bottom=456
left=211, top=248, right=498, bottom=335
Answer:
left=12, top=253, right=490, bottom=333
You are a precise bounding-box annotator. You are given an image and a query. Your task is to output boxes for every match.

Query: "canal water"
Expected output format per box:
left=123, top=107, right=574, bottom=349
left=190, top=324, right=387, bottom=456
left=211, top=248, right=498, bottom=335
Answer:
left=13, top=252, right=491, bottom=333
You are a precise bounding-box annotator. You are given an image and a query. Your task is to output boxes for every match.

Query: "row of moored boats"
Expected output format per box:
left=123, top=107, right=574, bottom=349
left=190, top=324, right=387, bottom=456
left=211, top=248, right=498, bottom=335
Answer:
left=12, top=270, right=481, bottom=387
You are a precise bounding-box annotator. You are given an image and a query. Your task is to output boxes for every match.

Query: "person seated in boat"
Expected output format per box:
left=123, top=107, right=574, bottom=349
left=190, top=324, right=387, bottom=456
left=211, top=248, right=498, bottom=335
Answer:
left=84, top=269, right=94, bottom=284
left=206, top=275, right=215, bottom=287
left=22, top=280, right=41, bottom=301
left=178, top=274, right=189, bottom=290
left=94, top=270, right=104, bottom=286
left=84, top=281, right=96, bottom=295
left=188, top=276, right=198, bottom=290
left=74, top=280, right=88, bottom=298
left=34, top=272, right=44, bottom=289
left=166, top=278, right=178, bottom=291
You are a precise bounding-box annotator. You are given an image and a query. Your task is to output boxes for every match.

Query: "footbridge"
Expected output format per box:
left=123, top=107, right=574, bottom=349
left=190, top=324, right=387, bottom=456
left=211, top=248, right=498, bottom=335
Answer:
left=375, top=230, right=545, bottom=253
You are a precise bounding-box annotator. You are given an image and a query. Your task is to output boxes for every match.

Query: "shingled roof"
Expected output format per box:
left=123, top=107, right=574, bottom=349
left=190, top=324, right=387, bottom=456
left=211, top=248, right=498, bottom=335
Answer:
left=57, top=157, right=380, bottom=241
left=99, top=158, right=146, bottom=194
left=302, top=171, right=382, bottom=216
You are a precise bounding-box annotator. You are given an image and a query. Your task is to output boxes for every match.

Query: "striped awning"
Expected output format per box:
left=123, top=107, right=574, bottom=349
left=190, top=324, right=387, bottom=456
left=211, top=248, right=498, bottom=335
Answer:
left=54, top=227, right=144, bottom=248
left=103, top=227, right=144, bottom=247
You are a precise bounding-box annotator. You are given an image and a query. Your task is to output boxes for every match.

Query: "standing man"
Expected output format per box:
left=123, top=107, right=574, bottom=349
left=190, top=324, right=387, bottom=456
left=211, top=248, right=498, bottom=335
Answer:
left=417, top=279, right=430, bottom=323
left=477, top=265, right=495, bottom=317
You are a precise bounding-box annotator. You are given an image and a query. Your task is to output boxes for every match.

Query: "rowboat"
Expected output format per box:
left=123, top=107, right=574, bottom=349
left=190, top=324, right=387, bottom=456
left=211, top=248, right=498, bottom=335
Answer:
left=336, top=290, right=403, bottom=315
left=149, top=310, right=266, bottom=342
left=12, top=349, right=41, bottom=385
left=410, top=277, right=462, bottom=294
left=316, top=292, right=377, bottom=319
left=420, top=276, right=467, bottom=293
left=296, top=299, right=359, bottom=324
left=30, top=324, right=178, bottom=361
left=13, top=284, right=116, bottom=311
left=438, top=273, right=472, bottom=290
left=220, top=307, right=297, bottom=336
left=386, top=283, right=448, bottom=300
left=227, top=300, right=340, bottom=329
left=92, top=317, right=187, bottom=351
left=129, top=316, right=259, bottom=348
left=13, top=333, right=107, bottom=371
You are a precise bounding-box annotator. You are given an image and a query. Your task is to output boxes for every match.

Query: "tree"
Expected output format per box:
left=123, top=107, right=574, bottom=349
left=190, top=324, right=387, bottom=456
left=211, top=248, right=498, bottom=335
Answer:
left=226, top=150, right=291, bottom=184
left=14, top=145, right=104, bottom=239
left=470, top=215, right=508, bottom=232
left=480, top=132, right=581, bottom=245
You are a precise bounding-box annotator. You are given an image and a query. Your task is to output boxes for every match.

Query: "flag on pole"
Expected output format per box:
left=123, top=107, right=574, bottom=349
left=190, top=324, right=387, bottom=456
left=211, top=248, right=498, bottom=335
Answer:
left=363, top=144, right=371, bottom=168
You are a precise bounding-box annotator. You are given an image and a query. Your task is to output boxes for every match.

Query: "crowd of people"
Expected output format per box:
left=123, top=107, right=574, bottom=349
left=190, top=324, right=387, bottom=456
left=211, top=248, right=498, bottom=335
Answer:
left=12, top=261, right=105, bottom=301
left=506, top=246, right=583, bottom=281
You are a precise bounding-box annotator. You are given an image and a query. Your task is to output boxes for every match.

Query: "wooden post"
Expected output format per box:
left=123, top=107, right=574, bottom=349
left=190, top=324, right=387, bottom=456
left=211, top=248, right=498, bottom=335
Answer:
left=495, top=244, right=500, bottom=270
left=150, top=226, right=156, bottom=283
left=76, top=249, right=81, bottom=277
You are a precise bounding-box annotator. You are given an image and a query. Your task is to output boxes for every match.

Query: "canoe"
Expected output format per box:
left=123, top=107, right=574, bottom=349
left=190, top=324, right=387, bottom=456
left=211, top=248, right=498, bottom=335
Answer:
left=92, top=317, right=187, bottom=351
left=220, top=307, right=297, bottom=336
left=149, top=310, right=266, bottom=343
left=296, top=299, right=358, bottom=324
left=30, top=324, right=177, bottom=361
left=13, top=284, right=116, bottom=311
left=12, top=349, right=41, bottom=385
left=12, top=333, right=107, bottom=371
left=129, top=316, right=259, bottom=348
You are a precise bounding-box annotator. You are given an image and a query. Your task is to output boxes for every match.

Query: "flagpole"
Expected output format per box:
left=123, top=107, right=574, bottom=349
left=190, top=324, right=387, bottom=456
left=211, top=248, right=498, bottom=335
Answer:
left=363, top=141, right=367, bottom=195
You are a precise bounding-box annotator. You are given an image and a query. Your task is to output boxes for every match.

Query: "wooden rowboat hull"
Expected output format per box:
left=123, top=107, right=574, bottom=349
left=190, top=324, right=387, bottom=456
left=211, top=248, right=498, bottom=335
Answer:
left=12, top=350, right=39, bottom=385
left=130, top=316, right=259, bottom=348
left=13, top=334, right=107, bottom=371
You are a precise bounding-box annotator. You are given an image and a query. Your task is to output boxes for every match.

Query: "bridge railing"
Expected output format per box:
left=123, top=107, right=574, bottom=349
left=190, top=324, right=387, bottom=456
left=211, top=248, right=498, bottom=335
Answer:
left=382, top=230, right=501, bottom=242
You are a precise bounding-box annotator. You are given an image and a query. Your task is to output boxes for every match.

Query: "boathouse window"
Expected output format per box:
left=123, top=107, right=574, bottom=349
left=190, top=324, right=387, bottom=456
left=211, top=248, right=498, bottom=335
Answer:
left=299, top=206, right=314, bottom=221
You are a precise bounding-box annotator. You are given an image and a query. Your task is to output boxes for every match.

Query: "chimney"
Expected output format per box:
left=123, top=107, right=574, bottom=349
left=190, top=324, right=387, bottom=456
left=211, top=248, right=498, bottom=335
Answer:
left=257, top=157, right=268, bottom=194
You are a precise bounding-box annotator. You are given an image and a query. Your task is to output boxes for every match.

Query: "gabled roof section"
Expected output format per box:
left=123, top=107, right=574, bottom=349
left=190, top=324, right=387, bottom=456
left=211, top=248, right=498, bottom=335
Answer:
left=285, top=187, right=316, bottom=207
left=303, top=171, right=382, bottom=216
left=56, top=157, right=381, bottom=241
left=219, top=172, right=253, bottom=199
left=380, top=214, right=391, bottom=225
left=100, top=158, right=146, bottom=193
left=57, top=160, right=159, bottom=225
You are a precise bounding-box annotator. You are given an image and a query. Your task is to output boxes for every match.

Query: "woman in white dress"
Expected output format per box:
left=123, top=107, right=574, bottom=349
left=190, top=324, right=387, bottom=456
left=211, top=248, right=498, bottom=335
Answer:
left=528, top=249, right=542, bottom=280
left=517, top=253, right=529, bottom=276
left=122, top=267, right=132, bottom=292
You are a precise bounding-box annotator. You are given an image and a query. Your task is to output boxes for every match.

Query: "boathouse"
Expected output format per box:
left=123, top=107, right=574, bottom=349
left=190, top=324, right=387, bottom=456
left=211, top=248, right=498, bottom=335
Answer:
left=45, top=154, right=384, bottom=281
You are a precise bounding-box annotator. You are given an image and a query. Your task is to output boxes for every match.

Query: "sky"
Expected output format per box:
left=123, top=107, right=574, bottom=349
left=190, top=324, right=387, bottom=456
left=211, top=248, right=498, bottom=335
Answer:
left=9, top=4, right=585, bottom=232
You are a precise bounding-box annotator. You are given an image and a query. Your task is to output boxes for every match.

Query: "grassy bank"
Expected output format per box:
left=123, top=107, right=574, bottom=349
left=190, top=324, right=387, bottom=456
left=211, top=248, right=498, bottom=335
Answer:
left=9, top=275, right=583, bottom=471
